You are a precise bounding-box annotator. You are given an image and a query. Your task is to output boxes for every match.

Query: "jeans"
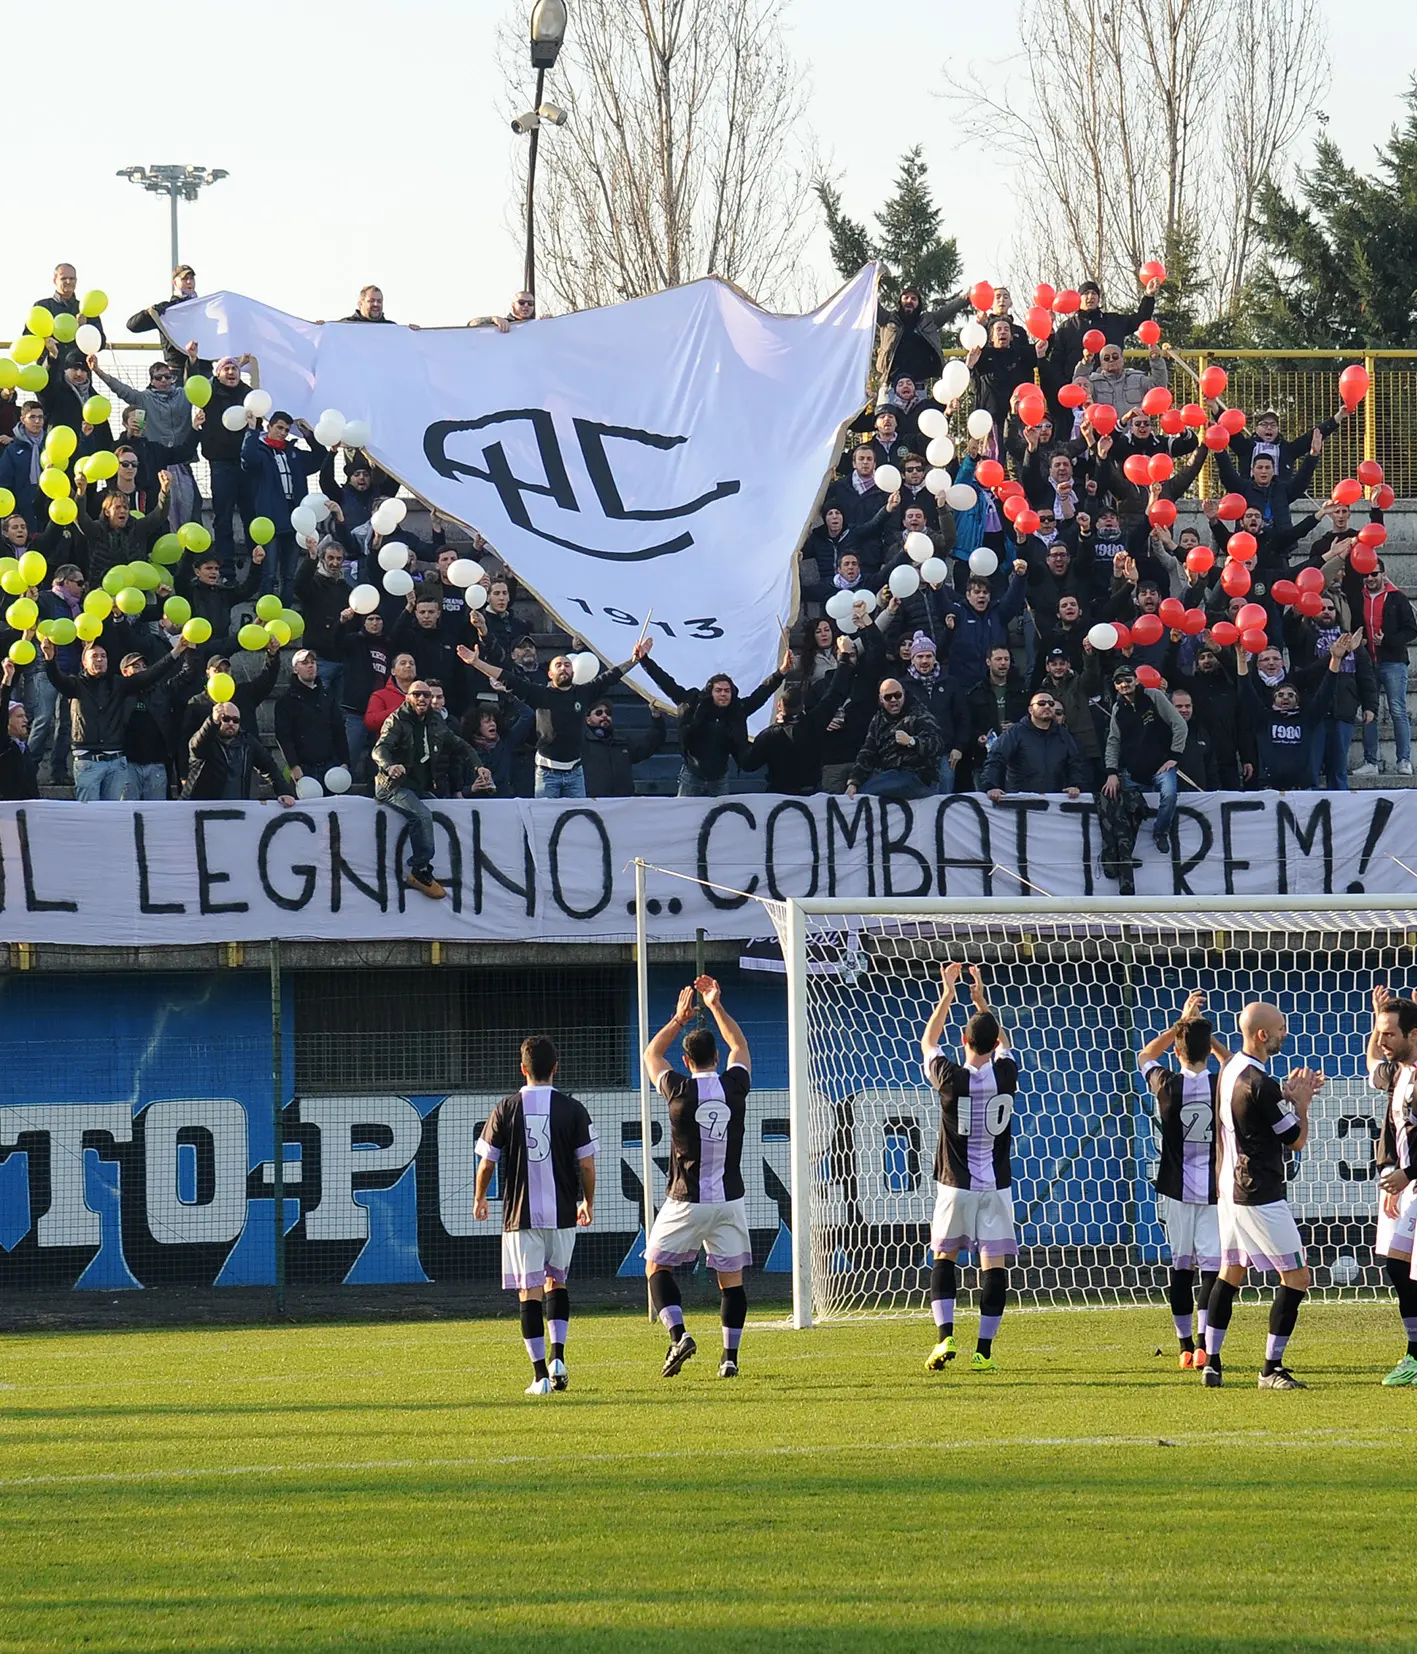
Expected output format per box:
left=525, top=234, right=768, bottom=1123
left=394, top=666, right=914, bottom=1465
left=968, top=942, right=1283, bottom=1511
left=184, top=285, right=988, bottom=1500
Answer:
left=676, top=767, right=728, bottom=799
left=1364, top=660, right=1411, bottom=766
left=1312, top=719, right=1355, bottom=790
left=122, top=761, right=169, bottom=800
left=384, top=785, right=436, bottom=874
left=344, top=713, right=372, bottom=783
left=27, top=669, right=60, bottom=768
left=210, top=459, right=244, bottom=578
left=73, top=756, right=128, bottom=801
left=535, top=764, right=587, bottom=800
left=937, top=756, right=955, bottom=795
left=1123, top=765, right=1178, bottom=840
left=858, top=770, right=935, bottom=800
left=316, top=657, right=343, bottom=709
left=259, top=532, right=300, bottom=606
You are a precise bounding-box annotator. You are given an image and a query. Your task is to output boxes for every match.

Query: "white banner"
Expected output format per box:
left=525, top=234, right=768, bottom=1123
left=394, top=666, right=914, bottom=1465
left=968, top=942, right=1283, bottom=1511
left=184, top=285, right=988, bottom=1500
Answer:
left=166, top=273, right=878, bottom=711
left=1, top=793, right=1415, bottom=945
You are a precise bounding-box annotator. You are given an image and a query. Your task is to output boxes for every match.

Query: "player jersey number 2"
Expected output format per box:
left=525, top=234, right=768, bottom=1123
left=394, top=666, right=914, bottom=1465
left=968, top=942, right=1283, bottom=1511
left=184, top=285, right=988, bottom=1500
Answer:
left=697, top=1100, right=731, bottom=1142
left=524, top=1113, right=552, bottom=1162
left=958, top=1092, right=1013, bottom=1138
left=1180, top=1102, right=1213, bottom=1143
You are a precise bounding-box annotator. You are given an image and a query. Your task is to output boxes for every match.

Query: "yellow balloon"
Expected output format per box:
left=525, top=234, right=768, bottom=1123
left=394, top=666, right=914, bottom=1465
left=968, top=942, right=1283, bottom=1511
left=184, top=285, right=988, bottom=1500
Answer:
left=47, top=425, right=77, bottom=462
left=265, top=618, right=292, bottom=647
left=11, top=334, right=44, bottom=366
left=6, top=597, right=39, bottom=631
left=182, top=617, right=213, bottom=645
left=48, top=498, right=78, bottom=526
left=0, top=359, right=18, bottom=390
left=86, top=450, right=120, bottom=481
left=208, top=671, right=237, bottom=703
left=16, top=364, right=47, bottom=392
left=0, top=488, right=13, bottom=517
left=39, top=468, right=71, bottom=501
left=1, top=568, right=28, bottom=596
left=80, top=289, right=108, bottom=318
left=9, top=638, right=36, bottom=666
left=17, top=550, right=46, bottom=586
left=83, top=589, right=113, bottom=619
left=26, top=306, right=54, bottom=339
left=75, top=613, right=102, bottom=642
left=51, top=312, right=79, bottom=344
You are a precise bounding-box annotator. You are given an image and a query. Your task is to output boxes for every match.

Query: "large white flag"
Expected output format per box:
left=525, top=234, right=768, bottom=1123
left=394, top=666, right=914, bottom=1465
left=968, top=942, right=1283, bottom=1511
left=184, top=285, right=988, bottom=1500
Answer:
left=166, top=270, right=877, bottom=705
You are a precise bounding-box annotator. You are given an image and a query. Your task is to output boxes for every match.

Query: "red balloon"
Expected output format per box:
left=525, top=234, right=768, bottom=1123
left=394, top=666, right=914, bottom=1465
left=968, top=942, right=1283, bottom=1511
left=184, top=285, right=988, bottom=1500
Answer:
left=1002, top=493, right=1027, bottom=521
left=1140, top=386, right=1171, bottom=415
left=1295, top=565, right=1325, bottom=594
left=1203, top=425, right=1230, bottom=452
left=1181, top=401, right=1207, bottom=428
left=1123, top=454, right=1152, bottom=485
left=1088, top=403, right=1119, bottom=436
left=1082, top=328, right=1106, bottom=356
left=1240, top=627, right=1268, bottom=654
left=1180, top=607, right=1208, bottom=635
left=1148, top=498, right=1178, bottom=528
left=1218, top=408, right=1247, bottom=435
left=1024, top=305, right=1053, bottom=342
left=1199, top=366, right=1228, bottom=399
left=1220, top=562, right=1251, bottom=597
left=1014, top=509, right=1041, bottom=536
left=1158, top=598, right=1187, bottom=628
left=1338, top=362, right=1370, bottom=412
left=1357, top=459, right=1384, bottom=487
left=975, top=458, right=1005, bottom=490
left=1159, top=408, right=1185, bottom=435
left=1033, top=283, right=1056, bottom=311
left=1332, top=477, right=1363, bottom=505
left=1053, top=288, right=1081, bottom=315
left=1357, top=523, right=1388, bottom=549
left=1018, top=396, right=1047, bottom=428
left=969, top=280, right=995, bottom=312
left=1136, top=665, right=1163, bottom=689
left=1139, top=260, right=1167, bottom=284
left=1217, top=493, right=1248, bottom=522
left=1131, top=613, right=1164, bottom=646
left=1296, top=590, right=1324, bottom=618
left=998, top=479, right=1025, bottom=501
left=1148, top=453, right=1174, bottom=484
left=1210, top=621, right=1239, bottom=647
left=1373, top=483, right=1396, bottom=511
left=1137, top=320, right=1162, bottom=347
left=1111, top=622, right=1131, bottom=651
left=1270, top=580, right=1300, bottom=607
left=1186, top=546, right=1215, bottom=577
left=1058, top=382, right=1087, bottom=408
left=1236, top=603, right=1268, bottom=632
left=1350, top=545, right=1380, bottom=575
left=1227, top=530, right=1257, bottom=561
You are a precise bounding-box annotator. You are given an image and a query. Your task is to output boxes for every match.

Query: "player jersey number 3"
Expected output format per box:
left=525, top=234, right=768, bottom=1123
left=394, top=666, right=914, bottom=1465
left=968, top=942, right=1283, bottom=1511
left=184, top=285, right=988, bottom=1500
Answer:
left=697, top=1099, right=731, bottom=1142
left=523, top=1112, right=552, bottom=1162
left=957, top=1090, right=1013, bottom=1138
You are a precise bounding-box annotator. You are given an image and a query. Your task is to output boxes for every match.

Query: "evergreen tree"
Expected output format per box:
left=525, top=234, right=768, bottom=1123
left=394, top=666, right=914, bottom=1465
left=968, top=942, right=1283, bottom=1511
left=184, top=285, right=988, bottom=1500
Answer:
left=1246, top=82, right=1417, bottom=349
left=816, top=147, right=961, bottom=305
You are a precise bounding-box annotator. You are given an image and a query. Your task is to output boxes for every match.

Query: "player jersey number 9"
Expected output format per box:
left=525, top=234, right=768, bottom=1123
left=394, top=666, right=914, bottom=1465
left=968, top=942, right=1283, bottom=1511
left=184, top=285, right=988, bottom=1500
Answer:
left=958, top=1091, right=1013, bottom=1138
left=524, top=1112, right=552, bottom=1162
left=697, top=1100, right=731, bottom=1142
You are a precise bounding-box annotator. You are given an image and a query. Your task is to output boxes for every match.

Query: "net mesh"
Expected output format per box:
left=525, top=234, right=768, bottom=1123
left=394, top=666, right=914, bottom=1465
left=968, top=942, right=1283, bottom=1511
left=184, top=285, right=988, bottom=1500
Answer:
left=765, top=903, right=1417, bottom=1321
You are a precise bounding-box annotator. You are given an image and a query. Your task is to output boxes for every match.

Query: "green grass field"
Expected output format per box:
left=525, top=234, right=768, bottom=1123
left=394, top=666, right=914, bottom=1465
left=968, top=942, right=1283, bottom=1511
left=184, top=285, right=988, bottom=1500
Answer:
left=2, top=1301, right=1416, bottom=1653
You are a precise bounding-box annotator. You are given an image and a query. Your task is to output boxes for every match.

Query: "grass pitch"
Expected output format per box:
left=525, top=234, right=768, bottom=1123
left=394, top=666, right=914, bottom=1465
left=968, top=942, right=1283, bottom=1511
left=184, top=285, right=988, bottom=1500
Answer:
left=2, top=1301, right=1415, bottom=1652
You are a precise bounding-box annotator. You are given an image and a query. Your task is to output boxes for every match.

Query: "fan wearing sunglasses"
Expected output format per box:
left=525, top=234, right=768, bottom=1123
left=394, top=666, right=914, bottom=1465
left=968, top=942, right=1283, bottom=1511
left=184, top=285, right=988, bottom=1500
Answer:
left=182, top=702, right=295, bottom=805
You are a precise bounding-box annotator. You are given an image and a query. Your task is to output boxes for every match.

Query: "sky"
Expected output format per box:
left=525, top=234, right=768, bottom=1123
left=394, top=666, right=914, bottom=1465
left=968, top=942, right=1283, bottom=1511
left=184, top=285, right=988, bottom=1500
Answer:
left=0, top=0, right=1409, bottom=339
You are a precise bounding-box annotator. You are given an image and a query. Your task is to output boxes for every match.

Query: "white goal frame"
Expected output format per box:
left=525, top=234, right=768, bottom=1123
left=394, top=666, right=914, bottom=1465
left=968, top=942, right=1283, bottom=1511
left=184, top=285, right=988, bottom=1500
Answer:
left=781, top=895, right=1417, bottom=1329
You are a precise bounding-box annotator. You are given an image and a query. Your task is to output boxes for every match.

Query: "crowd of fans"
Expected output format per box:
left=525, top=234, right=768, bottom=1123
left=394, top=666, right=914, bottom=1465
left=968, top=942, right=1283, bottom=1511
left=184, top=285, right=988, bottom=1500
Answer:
left=0, top=260, right=1412, bottom=898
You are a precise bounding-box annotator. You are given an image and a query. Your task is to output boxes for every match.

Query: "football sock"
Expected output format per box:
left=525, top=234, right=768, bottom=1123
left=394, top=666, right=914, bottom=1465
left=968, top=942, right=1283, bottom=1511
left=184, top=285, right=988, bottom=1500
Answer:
left=1262, top=1284, right=1306, bottom=1374
left=977, top=1266, right=1007, bottom=1357
left=1168, top=1267, right=1195, bottom=1348
left=1205, top=1277, right=1238, bottom=1365
left=930, top=1257, right=957, bottom=1336
left=519, top=1298, right=549, bottom=1380
left=1382, top=1257, right=1417, bottom=1355
left=650, top=1270, right=686, bottom=1339
left=720, top=1284, right=747, bottom=1358
left=546, top=1286, right=569, bottom=1362
left=1197, top=1270, right=1218, bottom=1339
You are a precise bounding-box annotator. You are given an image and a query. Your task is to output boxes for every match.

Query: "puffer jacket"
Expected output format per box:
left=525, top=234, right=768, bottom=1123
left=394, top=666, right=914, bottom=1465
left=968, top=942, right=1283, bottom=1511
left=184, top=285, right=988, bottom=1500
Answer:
left=848, top=705, right=942, bottom=788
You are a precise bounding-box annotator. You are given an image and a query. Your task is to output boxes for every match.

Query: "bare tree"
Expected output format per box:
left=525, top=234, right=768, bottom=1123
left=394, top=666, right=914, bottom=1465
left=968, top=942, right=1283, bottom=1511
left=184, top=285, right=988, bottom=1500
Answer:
left=510, top=0, right=820, bottom=312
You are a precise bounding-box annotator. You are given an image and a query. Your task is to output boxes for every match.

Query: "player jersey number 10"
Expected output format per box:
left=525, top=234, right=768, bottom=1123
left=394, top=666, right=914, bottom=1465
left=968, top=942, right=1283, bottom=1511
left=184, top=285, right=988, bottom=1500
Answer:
left=957, top=1092, right=1014, bottom=1138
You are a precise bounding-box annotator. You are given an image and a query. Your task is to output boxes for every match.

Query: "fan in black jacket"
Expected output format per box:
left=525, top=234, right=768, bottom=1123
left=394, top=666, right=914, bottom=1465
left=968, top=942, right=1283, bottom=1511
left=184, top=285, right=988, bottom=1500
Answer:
left=639, top=644, right=789, bottom=797
left=183, top=705, right=295, bottom=801
left=741, top=654, right=854, bottom=795
left=0, top=661, right=39, bottom=799
left=581, top=700, right=666, bottom=798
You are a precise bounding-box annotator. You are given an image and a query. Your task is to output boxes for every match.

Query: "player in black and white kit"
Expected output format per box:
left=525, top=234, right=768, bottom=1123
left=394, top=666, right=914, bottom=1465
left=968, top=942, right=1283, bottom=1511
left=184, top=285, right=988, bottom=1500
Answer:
left=1203, top=1002, right=1324, bottom=1391
left=1138, top=990, right=1230, bottom=1372
left=473, top=1034, right=598, bottom=1396
left=920, top=962, right=1018, bottom=1374
left=642, top=976, right=753, bottom=1379
left=1367, top=986, right=1417, bottom=1387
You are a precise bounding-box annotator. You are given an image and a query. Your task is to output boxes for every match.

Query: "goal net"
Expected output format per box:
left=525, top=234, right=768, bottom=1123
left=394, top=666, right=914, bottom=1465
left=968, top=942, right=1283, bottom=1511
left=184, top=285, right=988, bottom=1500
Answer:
left=766, top=898, right=1416, bottom=1325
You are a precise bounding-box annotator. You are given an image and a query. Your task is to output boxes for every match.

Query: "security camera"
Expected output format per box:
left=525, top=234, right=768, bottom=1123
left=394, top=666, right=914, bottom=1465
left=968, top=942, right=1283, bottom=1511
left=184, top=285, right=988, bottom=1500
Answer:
left=536, top=103, right=568, bottom=127
left=511, top=111, right=542, bottom=135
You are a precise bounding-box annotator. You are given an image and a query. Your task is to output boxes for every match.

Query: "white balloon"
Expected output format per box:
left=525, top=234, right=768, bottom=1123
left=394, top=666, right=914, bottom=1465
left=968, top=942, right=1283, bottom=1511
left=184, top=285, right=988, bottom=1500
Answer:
left=75, top=324, right=102, bottom=355
left=319, top=408, right=346, bottom=431
left=384, top=498, right=408, bottom=525
left=958, top=321, right=987, bottom=351
left=377, top=543, right=409, bottom=572
left=936, top=359, right=971, bottom=401
left=446, top=558, right=483, bottom=588
left=302, top=492, right=329, bottom=520
left=244, top=389, right=273, bottom=418
left=296, top=774, right=324, bottom=800
left=382, top=568, right=414, bottom=597
left=905, top=531, right=935, bottom=564
left=969, top=548, right=998, bottom=577
left=924, top=467, right=952, bottom=496
left=916, top=407, right=948, bottom=440
left=221, top=404, right=248, bottom=432
left=348, top=583, right=381, bottom=614
left=920, top=557, right=949, bottom=587
left=966, top=409, right=994, bottom=440
left=571, top=652, right=600, bottom=685
left=837, top=613, right=858, bottom=636
left=289, top=506, right=317, bottom=539
left=313, top=422, right=343, bottom=450
left=888, top=565, right=921, bottom=599
left=324, top=765, right=353, bottom=795
left=944, top=484, right=977, bottom=512
left=1087, top=622, right=1119, bottom=651
left=853, top=590, right=878, bottom=615
left=341, top=419, right=372, bottom=450
left=926, top=435, right=955, bottom=468
left=371, top=500, right=406, bottom=536
left=874, top=464, right=902, bottom=495
left=465, top=582, right=488, bottom=609
left=824, top=590, right=855, bottom=622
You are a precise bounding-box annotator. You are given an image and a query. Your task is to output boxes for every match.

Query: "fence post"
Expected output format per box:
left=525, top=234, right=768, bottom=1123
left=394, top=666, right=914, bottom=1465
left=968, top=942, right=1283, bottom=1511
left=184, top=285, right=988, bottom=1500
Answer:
left=270, top=937, right=286, bottom=1317
left=1364, top=352, right=1377, bottom=469
left=1196, top=351, right=1214, bottom=496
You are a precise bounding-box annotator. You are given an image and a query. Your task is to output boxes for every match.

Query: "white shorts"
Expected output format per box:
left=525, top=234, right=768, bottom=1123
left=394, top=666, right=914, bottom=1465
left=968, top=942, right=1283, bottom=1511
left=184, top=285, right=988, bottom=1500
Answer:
left=1377, top=1183, right=1417, bottom=1261
left=646, top=1197, right=752, bottom=1273
left=502, top=1226, right=577, bottom=1292
left=1157, top=1194, right=1221, bottom=1272
left=1218, top=1199, right=1304, bottom=1274
left=929, top=1182, right=1017, bottom=1260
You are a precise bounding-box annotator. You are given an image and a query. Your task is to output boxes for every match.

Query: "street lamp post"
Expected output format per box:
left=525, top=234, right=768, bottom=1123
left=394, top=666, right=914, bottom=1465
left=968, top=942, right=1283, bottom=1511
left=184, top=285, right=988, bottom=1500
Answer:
left=519, top=0, right=569, bottom=301
left=116, top=165, right=229, bottom=273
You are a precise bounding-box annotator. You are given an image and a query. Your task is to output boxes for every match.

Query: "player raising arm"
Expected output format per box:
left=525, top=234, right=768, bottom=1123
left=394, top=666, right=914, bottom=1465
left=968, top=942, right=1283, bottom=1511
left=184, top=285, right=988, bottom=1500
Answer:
left=642, top=977, right=753, bottom=1379
left=1138, top=990, right=1230, bottom=1372
left=920, top=963, right=1018, bottom=1374
left=1366, top=985, right=1417, bottom=1387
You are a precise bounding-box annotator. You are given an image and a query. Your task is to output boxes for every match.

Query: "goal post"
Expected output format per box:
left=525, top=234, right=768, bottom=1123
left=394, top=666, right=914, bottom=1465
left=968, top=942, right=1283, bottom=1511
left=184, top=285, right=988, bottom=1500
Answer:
left=772, top=894, right=1417, bottom=1329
